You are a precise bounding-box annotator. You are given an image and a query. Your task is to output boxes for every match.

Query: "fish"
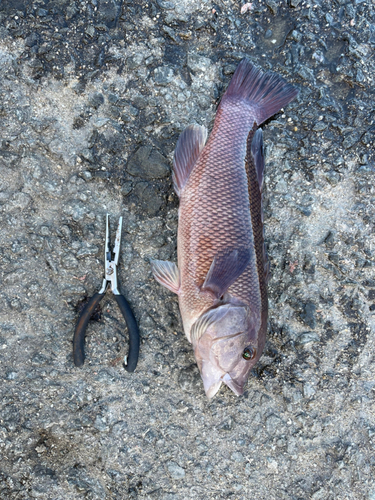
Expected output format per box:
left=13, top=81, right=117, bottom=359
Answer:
left=151, top=59, right=298, bottom=398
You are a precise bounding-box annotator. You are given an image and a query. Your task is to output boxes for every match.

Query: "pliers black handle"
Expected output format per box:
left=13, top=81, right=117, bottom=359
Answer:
left=73, top=292, right=140, bottom=372
left=72, top=215, right=140, bottom=372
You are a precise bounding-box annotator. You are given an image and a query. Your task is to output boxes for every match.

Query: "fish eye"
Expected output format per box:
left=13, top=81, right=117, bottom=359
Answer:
left=242, top=346, right=256, bottom=361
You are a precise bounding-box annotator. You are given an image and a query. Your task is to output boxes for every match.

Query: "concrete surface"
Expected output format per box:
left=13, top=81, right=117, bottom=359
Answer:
left=0, top=0, right=374, bottom=498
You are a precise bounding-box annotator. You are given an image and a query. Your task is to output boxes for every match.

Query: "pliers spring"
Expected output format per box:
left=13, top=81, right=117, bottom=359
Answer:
left=73, top=215, right=140, bottom=372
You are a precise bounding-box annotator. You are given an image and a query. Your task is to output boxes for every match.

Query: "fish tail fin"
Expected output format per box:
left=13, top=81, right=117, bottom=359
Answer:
left=222, top=58, right=298, bottom=124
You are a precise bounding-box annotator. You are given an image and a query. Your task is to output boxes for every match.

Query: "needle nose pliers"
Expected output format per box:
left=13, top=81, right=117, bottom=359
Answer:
left=73, top=214, right=140, bottom=372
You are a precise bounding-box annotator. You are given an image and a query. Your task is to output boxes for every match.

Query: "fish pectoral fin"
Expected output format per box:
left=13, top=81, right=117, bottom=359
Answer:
left=201, top=248, right=251, bottom=299
left=150, top=259, right=180, bottom=294
left=172, top=124, right=207, bottom=196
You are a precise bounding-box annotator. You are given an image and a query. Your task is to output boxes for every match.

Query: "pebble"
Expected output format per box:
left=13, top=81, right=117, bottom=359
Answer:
left=126, top=146, right=170, bottom=180
left=313, top=121, right=327, bottom=131
left=154, top=66, right=174, bottom=86
left=127, top=54, right=144, bottom=69
left=266, top=0, right=278, bottom=14
left=230, top=451, right=245, bottom=463
left=133, top=182, right=165, bottom=216
left=297, top=332, right=320, bottom=344
left=300, top=302, right=316, bottom=329
left=187, top=53, right=212, bottom=73
left=265, top=29, right=273, bottom=39
left=167, top=462, right=186, bottom=479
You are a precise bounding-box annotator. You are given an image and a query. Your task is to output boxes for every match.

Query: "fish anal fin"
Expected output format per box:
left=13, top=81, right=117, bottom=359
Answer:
left=151, top=259, right=180, bottom=294
left=202, top=249, right=251, bottom=299
left=173, top=124, right=208, bottom=196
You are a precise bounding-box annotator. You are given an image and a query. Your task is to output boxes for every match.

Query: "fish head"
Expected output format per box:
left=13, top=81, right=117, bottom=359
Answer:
left=191, top=303, right=262, bottom=399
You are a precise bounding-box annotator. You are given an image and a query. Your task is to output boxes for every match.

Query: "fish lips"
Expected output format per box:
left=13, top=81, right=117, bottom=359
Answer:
left=198, top=358, right=224, bottom=399
left=222, top=373, right=245, bottom=396
left=198, top=359, right=255, bottom=398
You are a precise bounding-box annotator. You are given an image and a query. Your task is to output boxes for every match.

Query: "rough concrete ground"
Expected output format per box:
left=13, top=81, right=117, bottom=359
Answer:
left=0, top=0, right=374, bottom=499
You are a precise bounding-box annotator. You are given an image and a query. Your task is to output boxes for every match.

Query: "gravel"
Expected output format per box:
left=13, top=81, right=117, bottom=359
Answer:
left=0, top=0, right=374, bottom=499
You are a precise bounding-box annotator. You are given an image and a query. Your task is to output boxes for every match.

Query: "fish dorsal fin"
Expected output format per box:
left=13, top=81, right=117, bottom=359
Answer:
left=191, top=306, right=231, bottom=343
left=202, top=248, right=251, bottom=299
left=251, top=128, right=265, bottom=191
left=264, top=258, right=270, bottom=284
left=151, top=259, right=180, bottom=294
left=172, top=124, right=207, bottom=196
left=249, top=128, right=270, bottom=284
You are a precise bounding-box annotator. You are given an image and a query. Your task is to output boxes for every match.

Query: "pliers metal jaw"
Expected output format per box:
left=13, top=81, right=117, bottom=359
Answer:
left=99, top=214, right=122, bottom=296
left=73, top=215, right=140, bottom=372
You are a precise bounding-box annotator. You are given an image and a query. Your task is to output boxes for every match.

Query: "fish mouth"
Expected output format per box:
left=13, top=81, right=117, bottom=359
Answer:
left=202, top=372, right=244, bottom=399
left=198, top=331, right=249, bottom=398
left=205, top=380, right=223, bottom=399
left=222, top=373, right=244, bottom=396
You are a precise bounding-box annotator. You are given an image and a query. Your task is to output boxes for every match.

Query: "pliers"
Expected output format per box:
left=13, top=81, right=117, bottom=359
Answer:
left=73, top=214, right=140, bottom=372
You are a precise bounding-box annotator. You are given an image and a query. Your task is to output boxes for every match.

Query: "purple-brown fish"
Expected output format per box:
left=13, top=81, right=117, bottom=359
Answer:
left=151, top=59, right=298, bottom=398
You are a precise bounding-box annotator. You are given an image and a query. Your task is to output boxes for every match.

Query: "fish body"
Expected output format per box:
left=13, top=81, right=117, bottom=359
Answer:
left=152, top=59, right=298, bottom=398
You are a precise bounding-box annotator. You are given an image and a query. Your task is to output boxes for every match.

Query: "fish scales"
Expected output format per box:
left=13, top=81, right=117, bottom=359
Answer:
left=151, top=59, right=298, bottom=398
left=178, top=103, right=262, bottom=336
